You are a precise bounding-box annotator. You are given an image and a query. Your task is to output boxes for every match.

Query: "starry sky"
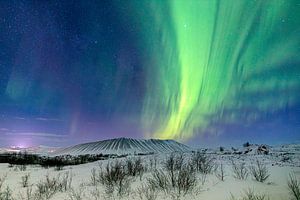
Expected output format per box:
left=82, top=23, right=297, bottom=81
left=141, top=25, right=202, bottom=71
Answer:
left=0, top=0, right=299, bottom=147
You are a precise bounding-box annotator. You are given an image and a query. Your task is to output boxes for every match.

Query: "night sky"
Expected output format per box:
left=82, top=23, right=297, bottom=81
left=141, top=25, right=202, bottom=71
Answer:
left=0, top=0, right=299, bottom=147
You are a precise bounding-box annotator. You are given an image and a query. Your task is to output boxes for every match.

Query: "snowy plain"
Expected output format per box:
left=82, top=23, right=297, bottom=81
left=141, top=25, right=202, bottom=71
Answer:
left=0, top=142, right=299, bottom=200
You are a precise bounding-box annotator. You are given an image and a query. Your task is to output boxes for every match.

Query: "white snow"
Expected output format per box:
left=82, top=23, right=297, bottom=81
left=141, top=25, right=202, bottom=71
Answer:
left=0, top=142, right=299, bottom=200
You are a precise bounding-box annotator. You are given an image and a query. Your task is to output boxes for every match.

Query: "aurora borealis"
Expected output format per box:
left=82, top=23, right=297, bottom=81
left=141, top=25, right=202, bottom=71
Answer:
left=0, top=0, right=299, bottom=147
left=140, top=0, right=300, bottom=141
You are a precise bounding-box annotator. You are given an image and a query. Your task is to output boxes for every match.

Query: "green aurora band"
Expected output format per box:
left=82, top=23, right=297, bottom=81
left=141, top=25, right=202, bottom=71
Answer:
left=124, top=0, right=300, bottom=141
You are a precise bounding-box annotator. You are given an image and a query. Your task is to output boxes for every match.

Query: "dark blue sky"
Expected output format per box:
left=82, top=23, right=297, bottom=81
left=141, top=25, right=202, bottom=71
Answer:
left=0, top=0, right=146, bottom=146
left=0, top=0, right=299, bottom=147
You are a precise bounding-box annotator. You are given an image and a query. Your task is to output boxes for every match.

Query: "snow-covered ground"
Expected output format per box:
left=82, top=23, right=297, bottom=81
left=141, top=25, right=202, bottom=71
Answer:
left=0, top=143, right=299, bottom=200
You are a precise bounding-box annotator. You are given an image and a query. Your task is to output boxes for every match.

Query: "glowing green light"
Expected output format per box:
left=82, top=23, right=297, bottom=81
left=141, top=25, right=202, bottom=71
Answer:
left=140, top=0, right=300, bottom=141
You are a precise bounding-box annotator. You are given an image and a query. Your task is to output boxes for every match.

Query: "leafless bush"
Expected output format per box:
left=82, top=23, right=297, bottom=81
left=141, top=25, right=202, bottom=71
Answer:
left=35, top=174, right=58, bottom=200
left=20, top=165, right=27, bottom=171
left=249, top=160, right=270, bottom=183
left=14, top=165, right=26, bottom=171
left=149, top=156, right=158, bottom=171
left=164, top=153, right=184, bottom=172
left=174, top=153, right=184, bottom=171
left=90, top=168, right=97, bottom=186
left=191, top=152, right=215, bottom=174
left=98, top=161, right=131, bottom=197
left=67, top=186, right=85, bottom=200
left=215, top=162, right=226, bottom=181
left=54, top=165, right=64, bottom=171
left=176, top=166, right=196, bottom=195
left=137, top=184, right=158, bottom=200
left=126, top=158, right=134, bottom=176
left=148, top=169, right=169, bottom=192
left=200, top=173, right=207, bottom=185
left=231, top=160, right=248, bottom=180
left=116, top=177, right=131, bottom=197
left=0, top=186, right=14, bottom=200
left=99, top=161, right=125, bottom=185
left=287, top=173, right=300, bottom=200
left=21, top=173, right=30, bottom=187
left=35, top=172, right=73, bottom=199
left=18, top=186, right=37, bottom=200
left=0, top=174, right=7, bottom=190
left=148, top=164, right=196, bottom=196
left=229, top=188, right=269, bottom=200
left=125, top=157, right=145, bottom=180
left=58, top=171, right=73, bottom=192
left=0, top=175, right=13, bottom=200
left=165, top=154, right=176, bottom=188
left=164, top=153, right=176, bottom=172
left=90, top=186, right=101, bottom=200
left=163, top=153, right=188, bottom=189
left=104, top=182, right=114, bottom=197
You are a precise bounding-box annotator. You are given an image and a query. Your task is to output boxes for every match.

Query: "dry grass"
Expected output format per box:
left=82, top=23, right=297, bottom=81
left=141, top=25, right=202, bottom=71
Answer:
left=287, top=173, right=300, bottom=200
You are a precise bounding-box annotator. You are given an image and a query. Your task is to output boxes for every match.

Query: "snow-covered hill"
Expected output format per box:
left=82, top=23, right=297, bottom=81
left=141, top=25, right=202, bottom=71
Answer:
left=53, top=137, right=192, bottom=156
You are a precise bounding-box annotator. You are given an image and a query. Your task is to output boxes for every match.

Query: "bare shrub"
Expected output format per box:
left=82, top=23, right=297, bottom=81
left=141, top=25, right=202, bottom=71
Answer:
left=164, top=153, right=176, bottom=172
left=0, top=175, right=13, bottom=200
left=35, top=172, right=72, bottom=199
left=54, top=165, right=64, bottom=171
left=163, top=153, right=188, bottom=189
left=287, top=173, right=300, bottom=200
left=148, top=170, right=169, bottom=192
left=200, top=173, right=207, bottom=185
left=229, top=188, right=269, bottom=200
left=126, top=158, right=134, bottom=175
left=164, top=154, right=177, bottom=188
left=249, top=160, right=270, bottom=183
left=137, top=184, right=158, bottom=200
left=36, top=175, right=58, bottom=200
left=90, top=186, right=101, bottom=200
left=98, top=161, right=131, bottom=197
left=67, top=186, right=85, bottom=200
left=174, top=153, right=184, bottom=171
left=0, top=186, right=14, bottom=200
left=18, top=186, right=37, bottom=200
left=125, top=157, right=145, bottom=180
left=99, top=161, right=125, bottom=185
left=149, top=156, right=158, bottom=171
left=164, top=153, right=184, bottom=172
left=90, top=168, right=97, bottom=186
left=21, top=173, right=30, bottom=188
left=176, top=166, right=196, bottom=195
left=0, top=174, right=7, bottom=190
left=20, top=165, right=27, bottom=171
left=215, top=162, right=226, bottom=181
left=58, top=171, right=73, bottom=192
left=14, top=165, right=26, bottom=171
left=116, top=177, right=131, bottom=197
left=148, top=164, right=196, bottom=196
left=231, top=160, right=248, bottom=180
left=191, top=151, right=214, bottom=174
